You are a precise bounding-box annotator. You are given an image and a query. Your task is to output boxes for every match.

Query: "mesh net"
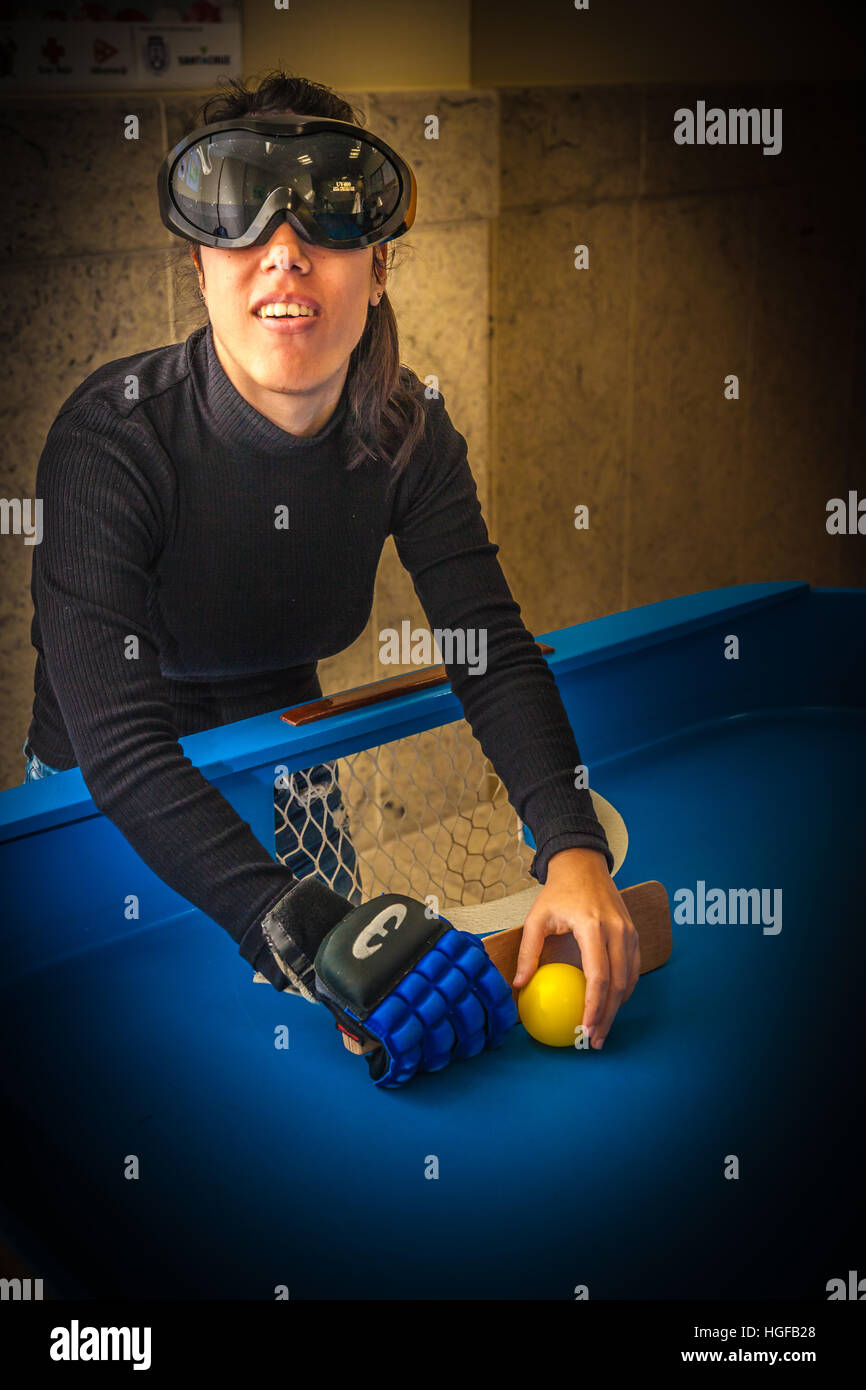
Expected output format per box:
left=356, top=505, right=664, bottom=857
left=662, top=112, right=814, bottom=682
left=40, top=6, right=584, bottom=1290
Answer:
left=274, top=717, right=535, bottom=909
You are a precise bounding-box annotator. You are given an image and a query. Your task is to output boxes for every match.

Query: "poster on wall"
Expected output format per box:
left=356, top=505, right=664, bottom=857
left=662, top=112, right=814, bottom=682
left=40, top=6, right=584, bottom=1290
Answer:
left=0, top=3, right=242, bottom=90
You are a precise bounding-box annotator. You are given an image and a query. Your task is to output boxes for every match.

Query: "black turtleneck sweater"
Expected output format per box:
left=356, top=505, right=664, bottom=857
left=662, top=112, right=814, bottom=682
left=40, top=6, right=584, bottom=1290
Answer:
left=27, top=323, right=611, bottom=979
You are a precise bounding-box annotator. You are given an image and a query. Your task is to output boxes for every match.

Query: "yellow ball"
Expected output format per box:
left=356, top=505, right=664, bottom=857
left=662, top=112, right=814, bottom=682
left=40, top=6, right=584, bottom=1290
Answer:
left=518, top=963, right=587, bottom=1048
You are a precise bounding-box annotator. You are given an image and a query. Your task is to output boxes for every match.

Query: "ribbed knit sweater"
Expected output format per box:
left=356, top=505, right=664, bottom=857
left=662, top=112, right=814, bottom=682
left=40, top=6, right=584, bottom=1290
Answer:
left=27, top=322, right=611, bottom=979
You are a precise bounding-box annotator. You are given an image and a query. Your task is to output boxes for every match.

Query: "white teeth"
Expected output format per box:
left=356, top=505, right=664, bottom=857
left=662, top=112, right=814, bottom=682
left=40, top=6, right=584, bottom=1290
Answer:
left=256, top=302, right=317, bottom=318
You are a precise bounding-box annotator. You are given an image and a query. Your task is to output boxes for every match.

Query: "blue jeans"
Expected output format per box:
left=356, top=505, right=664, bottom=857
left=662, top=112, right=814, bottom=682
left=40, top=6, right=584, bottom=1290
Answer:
left=20, top=738, right=361, bottom=903
left=22, top=739, right=60, bottom=782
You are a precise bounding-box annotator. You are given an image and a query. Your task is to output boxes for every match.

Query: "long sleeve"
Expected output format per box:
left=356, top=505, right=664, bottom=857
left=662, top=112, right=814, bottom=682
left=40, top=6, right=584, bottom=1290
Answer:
left=391, top=392, right=612, bottom=881
left=31, top=403, right=297, bottom=967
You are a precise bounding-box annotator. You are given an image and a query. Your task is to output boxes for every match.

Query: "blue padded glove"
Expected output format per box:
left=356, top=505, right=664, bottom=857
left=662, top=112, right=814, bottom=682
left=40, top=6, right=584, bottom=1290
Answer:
left=255, top=877, right=517, bottom=1088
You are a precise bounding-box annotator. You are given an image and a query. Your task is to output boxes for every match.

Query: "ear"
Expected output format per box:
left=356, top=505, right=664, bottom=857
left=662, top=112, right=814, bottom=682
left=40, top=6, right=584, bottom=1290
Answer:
left=190, top=244, right=205, bottom=294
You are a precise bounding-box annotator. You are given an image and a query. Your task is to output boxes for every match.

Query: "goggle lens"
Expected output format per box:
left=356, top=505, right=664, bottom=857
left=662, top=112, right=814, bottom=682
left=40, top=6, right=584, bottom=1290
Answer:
left=170, top=128, right=404, bottom=243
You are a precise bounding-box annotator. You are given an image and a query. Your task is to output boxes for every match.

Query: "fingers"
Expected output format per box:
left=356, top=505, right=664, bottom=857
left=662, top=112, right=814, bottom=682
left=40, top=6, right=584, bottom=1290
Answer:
left=623, top=920, right=641, bottom=1003
left=512, top=909, right=548, bottom=989
left=582, top=906, right=639, bottom=1050
left=576, top=928, right=609, bottom=1045
left=589, top=918, right=629, bottom=1049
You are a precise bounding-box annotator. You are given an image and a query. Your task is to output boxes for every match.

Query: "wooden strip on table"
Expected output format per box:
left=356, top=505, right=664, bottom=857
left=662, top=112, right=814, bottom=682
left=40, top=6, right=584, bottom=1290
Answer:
left=280, top=643, right=555, bottom=725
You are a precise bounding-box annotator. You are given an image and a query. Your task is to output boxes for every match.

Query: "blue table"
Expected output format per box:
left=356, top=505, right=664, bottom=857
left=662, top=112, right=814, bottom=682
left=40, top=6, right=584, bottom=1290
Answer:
left=1, top=582, right=863, bottom=1299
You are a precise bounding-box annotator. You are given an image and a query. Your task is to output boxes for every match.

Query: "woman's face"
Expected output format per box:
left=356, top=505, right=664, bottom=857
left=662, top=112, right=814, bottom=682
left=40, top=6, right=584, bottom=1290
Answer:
left=194, top=221, right=384, bottom=409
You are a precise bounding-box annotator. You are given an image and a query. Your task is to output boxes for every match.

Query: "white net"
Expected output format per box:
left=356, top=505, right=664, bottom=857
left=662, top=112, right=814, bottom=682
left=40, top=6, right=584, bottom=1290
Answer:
left=274, top=717, right=535, bottom=909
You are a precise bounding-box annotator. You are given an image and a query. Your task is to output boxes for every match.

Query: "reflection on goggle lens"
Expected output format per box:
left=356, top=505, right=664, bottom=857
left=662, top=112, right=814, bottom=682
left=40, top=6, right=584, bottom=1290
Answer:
left=171, top=129, right=402, bottom=241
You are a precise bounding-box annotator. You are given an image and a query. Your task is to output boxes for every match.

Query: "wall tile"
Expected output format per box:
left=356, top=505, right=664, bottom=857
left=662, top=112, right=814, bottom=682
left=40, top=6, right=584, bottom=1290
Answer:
left=741, top=180, right=860, bottom=587
left=162, top=94, right=213, bottom=148
left=493, top=198, right=631, bottom=633
left=0, top=97, right=171, bottom=261
left=0, top=541, right=37, bottom=795
left=387, top=217, right=491, bottom=508
left=0, top=251, right=176, bottom=415
left=315, top=627, right=379, bottom=699
left=498, top=85, right=642, bottom=207
left=628, top=191, right=751, bottom=604
left=372, top=537, right=427, bottom=685
left=493, top=82, right=865, bottom=628
left=365, top=89, right=499, bottom=227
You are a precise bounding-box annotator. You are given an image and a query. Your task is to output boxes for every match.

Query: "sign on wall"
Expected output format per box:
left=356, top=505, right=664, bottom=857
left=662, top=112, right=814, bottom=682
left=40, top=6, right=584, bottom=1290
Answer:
left=0, top=3, right=242, bottom=90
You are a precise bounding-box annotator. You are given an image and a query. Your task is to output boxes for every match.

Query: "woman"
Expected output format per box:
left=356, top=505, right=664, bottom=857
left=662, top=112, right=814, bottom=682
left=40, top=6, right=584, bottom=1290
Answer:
left=23, top=70, right=637, bottom=1064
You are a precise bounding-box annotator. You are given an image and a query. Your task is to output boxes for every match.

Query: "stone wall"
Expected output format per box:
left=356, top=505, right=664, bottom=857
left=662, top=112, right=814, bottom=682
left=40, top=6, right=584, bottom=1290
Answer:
left=491, top=82, right=866, bottom=635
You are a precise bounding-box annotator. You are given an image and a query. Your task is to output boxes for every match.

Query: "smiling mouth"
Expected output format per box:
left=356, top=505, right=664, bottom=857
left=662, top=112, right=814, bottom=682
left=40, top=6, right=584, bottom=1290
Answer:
left=252, top=304, right=321, bottom=337
left=255, top=307, right=319, bottom=321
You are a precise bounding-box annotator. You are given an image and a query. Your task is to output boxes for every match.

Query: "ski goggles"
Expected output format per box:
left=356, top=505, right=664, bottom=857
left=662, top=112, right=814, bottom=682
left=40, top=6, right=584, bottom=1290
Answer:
left=157, top=114, right=417, bottom=252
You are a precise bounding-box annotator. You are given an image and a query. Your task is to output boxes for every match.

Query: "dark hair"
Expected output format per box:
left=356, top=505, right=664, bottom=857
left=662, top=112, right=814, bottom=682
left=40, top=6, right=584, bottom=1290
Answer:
left=170, top=69, right=426, bottom=475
